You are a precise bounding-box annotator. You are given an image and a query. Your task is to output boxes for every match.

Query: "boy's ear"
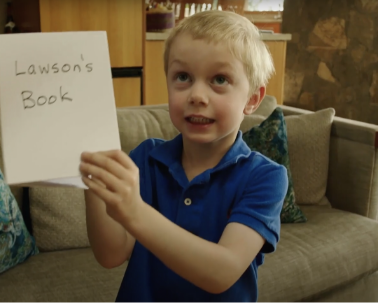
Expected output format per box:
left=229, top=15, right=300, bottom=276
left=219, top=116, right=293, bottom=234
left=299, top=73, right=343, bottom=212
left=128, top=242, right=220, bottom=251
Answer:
left=244, top=86, right=266, bottom=115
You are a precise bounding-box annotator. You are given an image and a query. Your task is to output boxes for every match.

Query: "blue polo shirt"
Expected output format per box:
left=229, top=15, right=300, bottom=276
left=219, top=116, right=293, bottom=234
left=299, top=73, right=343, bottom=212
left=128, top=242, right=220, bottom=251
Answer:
left=116, top=131, right=288, bottom=302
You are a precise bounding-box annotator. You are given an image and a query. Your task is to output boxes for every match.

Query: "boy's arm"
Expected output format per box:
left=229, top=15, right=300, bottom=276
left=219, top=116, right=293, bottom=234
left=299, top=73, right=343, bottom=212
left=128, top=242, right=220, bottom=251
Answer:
left=80, top=150, right=286, bottom=294
left=126, top=202, right=265, bottom=294
left=85, top=189, right=135, bottom=268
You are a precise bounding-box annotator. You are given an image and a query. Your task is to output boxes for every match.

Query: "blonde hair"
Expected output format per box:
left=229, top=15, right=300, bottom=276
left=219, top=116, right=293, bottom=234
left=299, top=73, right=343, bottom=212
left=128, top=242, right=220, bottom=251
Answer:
left=164, top=10, right=275, bottom=96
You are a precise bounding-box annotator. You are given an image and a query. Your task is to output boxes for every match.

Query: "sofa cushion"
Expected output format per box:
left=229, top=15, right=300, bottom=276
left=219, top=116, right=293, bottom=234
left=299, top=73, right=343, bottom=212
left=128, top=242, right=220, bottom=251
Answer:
left=117, top=93, right=276, bottom=154
left=253, top=94, right=277, bottom=117
left=29, top=187, right=89, bottom=251
left=117, top=107, right=179, bottom=155
left=242, top=107, right=306, bottom=223
left=285, top=108, right=335, bottom=205
left=258, top=206, right=378, bottom=302
left=28, top=107, right=179, bottom=252
left=0, top=248, right=127, bottom=301
left=0, top=169, right=39, bottom=273
left=241, top=108, right=335, bottom=205
left=27, top=105, right=333, bottom=251
left=118, top=105, right=334, bottom=206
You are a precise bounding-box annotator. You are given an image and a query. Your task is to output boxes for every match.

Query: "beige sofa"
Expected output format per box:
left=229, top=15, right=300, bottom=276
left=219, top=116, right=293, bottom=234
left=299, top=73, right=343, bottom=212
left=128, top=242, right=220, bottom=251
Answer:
left=1, top=98, right=378, bottom=302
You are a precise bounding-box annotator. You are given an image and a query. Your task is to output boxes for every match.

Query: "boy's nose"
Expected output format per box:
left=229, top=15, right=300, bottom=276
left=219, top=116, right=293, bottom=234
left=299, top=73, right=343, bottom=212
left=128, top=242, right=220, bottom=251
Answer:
left=188, top=94, right=208, bottom=105
left=188, top=85, right=209, bottom=105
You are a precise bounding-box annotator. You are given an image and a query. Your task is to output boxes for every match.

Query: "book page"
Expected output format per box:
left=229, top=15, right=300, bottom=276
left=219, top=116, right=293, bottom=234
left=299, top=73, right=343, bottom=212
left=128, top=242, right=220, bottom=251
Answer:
left=0, top=31, right=120, bottom=187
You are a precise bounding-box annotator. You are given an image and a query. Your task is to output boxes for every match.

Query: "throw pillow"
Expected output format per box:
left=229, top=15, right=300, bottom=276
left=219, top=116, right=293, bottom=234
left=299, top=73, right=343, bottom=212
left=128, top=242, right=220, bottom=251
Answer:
left=242, top=107, right=307, bottom=223
left=0, top=169, right=38, bottom=273
left=284, top=107, right=335, bottom=205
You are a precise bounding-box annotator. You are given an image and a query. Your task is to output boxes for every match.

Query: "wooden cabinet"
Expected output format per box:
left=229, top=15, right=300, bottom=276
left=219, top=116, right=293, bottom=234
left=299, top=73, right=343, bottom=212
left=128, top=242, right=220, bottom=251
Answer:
left=39, top=0, right=144, bottom=107
left=145, top=39, right=288, bottom=105
left=113, top=78, right=141, bottom=108
left=10, top=1, right=288, bottom=107
left=145, top=41, right=169, bottom=105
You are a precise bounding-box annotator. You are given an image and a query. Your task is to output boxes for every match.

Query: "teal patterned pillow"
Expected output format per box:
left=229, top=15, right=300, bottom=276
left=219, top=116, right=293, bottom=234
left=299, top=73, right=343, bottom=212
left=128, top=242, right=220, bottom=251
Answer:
left=242, top=107, right=307, bottom=223
left=0, top=170, right=39, bottom=273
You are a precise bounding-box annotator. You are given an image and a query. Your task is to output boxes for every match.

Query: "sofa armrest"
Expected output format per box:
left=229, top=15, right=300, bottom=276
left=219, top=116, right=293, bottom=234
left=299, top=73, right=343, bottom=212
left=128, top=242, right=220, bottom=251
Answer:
left=280, top=105, right=378, bottom=220
left=327, top=117, right=378, bottom=220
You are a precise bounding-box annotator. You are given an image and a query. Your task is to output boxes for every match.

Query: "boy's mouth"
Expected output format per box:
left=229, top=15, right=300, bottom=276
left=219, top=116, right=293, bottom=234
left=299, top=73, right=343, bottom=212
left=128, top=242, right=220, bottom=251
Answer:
left=185, top=116, right=215, bottom=124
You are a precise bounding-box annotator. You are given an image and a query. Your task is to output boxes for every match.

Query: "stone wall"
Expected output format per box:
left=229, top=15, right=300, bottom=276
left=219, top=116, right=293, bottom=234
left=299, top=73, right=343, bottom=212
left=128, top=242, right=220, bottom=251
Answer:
left=282, top=0, right=378, bottom=124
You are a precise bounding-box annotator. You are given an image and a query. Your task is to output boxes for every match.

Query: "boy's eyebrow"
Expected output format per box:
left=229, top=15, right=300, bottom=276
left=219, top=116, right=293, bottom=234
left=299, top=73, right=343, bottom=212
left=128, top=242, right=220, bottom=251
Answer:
left=169, top=60, right=235, bottom=70
left=212, top=61, right=234, bottom=69
left=169, top=59, right=187, bottom=68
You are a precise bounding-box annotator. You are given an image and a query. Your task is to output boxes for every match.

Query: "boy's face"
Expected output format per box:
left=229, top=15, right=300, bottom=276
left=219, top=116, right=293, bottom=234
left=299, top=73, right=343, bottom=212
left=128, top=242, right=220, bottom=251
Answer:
left=166, top=33, right=258, bottom=146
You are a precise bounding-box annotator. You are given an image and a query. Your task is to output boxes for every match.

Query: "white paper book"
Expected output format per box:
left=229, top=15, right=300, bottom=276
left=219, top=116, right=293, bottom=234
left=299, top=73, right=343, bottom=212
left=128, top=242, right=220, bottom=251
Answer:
left=0, top=31, right=121, bottom=189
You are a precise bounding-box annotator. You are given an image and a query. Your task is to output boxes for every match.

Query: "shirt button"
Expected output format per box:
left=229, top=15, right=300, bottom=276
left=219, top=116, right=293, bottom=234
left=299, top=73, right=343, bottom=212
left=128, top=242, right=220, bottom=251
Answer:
left=184, top=198, right=192, bottom=206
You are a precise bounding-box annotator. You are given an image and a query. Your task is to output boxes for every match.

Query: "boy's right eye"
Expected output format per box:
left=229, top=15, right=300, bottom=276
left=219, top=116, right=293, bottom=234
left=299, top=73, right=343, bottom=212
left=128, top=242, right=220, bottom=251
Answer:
left=176, top=73, right=190, bottom=82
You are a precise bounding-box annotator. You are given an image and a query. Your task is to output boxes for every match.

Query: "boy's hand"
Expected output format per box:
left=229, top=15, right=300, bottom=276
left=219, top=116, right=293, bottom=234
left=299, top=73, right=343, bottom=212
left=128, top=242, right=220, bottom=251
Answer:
left=79, top=150, right=142, bottom=226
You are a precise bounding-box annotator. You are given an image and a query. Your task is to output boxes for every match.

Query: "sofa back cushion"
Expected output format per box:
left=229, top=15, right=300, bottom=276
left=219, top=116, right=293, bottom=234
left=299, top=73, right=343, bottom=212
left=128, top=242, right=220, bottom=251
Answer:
left=242, top=107, right=335, bottom=206
left=27, top=98, right=334, bottom=251
left=29, top=187, right=89, bottom=251
left=253, top=94, right=277, bottom=117
left=27, top=100, right=276, bottom=251
left=117, top=94, right=277, bottom=154
left=284, top=108, right=335, bottom=205
left=117, top=107, right=178, bottom=155
left=29, top=106, right=180, bottom=251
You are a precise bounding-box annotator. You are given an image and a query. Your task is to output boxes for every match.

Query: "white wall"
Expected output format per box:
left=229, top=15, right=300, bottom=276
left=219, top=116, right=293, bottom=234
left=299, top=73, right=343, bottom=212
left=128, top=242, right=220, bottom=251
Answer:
left=246, top=0, right=284, bottom=11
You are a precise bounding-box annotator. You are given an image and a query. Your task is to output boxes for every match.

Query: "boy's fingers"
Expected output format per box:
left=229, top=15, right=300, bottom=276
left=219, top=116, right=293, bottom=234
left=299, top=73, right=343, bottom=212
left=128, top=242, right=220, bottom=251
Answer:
left=103, top=150, right=136, bottom=169
left=83, top=150, right=135, bottom=170
left=90, top=176, right=107, bottom=188
left=81, top=151, right=132, bottom=180
left=82, top=176, right=121, bottom=205
left=80, top=162, right=122, bottom=192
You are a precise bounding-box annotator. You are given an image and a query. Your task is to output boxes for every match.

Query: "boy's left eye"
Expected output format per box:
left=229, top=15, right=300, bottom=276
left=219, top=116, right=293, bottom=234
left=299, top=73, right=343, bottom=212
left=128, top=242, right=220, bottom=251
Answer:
left=213, top=76, right=228, bottom=85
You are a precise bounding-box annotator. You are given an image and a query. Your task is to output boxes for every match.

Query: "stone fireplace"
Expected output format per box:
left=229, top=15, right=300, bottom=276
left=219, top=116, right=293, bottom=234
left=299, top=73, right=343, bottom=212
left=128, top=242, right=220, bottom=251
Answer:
left=282, top=0, right=378, bottom=124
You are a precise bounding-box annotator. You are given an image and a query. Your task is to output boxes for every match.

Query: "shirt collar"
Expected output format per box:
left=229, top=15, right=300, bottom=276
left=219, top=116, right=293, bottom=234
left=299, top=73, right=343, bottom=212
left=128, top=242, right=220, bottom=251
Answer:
left=149, top=131, right=251, bottom=172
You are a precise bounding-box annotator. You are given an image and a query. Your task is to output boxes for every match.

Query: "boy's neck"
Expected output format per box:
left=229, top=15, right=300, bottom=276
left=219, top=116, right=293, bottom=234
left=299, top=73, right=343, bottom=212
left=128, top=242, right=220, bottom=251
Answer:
left=181, top=134, right=237, bottom=182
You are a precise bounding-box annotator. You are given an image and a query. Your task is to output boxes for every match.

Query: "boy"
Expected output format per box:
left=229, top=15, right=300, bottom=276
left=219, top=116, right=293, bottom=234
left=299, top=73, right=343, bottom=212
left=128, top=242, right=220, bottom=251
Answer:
left=80, top=10, right=288, bottom=302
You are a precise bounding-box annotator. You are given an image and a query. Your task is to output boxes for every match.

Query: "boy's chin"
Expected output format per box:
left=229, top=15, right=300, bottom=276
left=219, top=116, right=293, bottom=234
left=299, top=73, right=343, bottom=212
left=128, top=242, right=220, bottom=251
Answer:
left=181, top=132, right=236, bottom=146
left=182, top=133, right=216, bottom=144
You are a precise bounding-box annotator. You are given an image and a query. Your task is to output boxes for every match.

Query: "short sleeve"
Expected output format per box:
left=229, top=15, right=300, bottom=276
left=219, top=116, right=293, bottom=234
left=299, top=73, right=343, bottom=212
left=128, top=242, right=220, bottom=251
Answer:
left=228, top=159, right=288, bottom=254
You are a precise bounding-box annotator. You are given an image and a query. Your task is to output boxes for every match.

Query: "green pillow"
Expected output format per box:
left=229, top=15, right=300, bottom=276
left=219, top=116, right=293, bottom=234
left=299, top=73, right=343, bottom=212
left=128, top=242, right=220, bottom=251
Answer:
left=0, top=169, right=39, bottom=273
left=242, top=107, right=307, bottom=223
